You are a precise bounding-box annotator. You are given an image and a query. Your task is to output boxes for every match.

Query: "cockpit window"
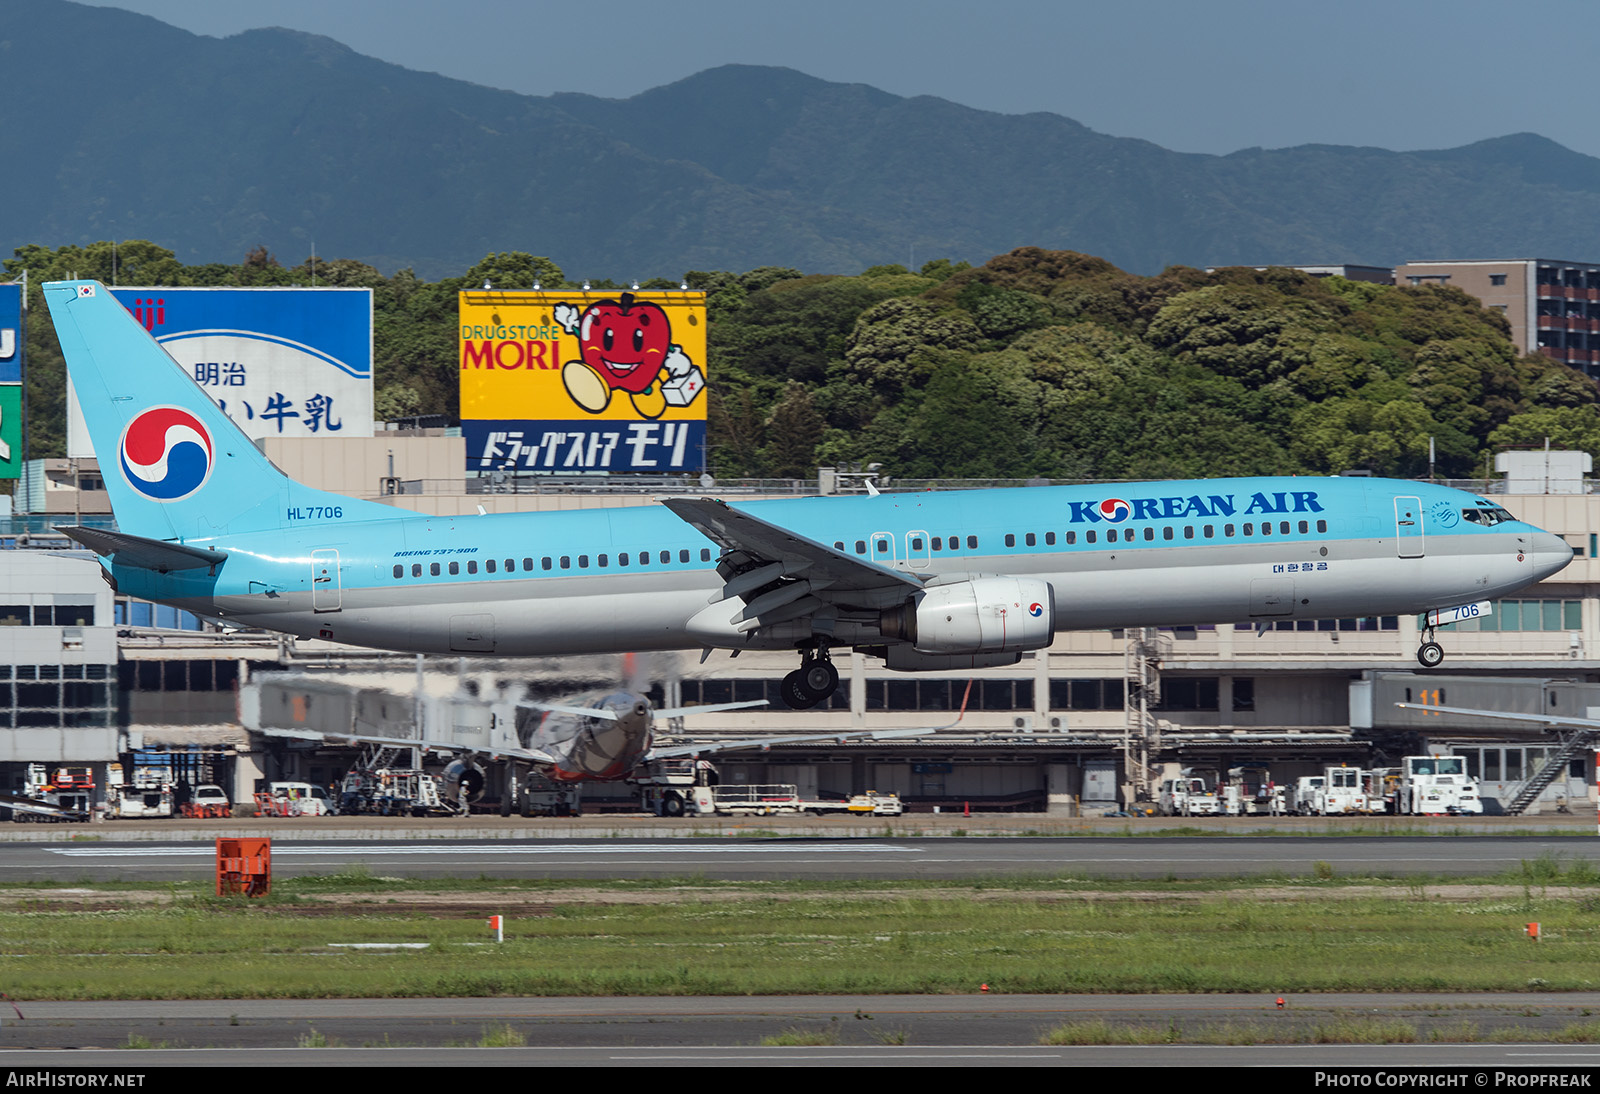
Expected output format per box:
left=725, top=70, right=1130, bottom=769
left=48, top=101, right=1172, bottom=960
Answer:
left=1462, top=507, right=1515, bottom=525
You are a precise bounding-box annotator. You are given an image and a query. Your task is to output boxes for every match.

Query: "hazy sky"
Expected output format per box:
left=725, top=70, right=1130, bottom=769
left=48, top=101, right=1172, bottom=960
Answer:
left=74, top=0, right=1600, bottom=160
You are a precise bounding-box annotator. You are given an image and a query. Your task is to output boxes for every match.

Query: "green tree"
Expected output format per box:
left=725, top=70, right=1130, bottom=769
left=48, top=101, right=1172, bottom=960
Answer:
left=762, top=383, right=825, bottom=479
left=1489, top=407, right=1600, bottom=460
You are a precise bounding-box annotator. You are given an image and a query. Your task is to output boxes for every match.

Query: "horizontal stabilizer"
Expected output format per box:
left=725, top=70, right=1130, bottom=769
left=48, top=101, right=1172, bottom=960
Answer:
left=59, top=526, right=227, bottom=573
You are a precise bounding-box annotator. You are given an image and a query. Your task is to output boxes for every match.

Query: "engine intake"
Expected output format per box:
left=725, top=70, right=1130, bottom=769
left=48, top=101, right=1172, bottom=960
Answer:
left=880, top=577, right=1056, bottom=654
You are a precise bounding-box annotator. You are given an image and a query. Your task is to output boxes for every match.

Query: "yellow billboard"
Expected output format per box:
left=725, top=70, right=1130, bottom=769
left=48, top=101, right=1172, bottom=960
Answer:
left=459, top=289, right=708, bottom=472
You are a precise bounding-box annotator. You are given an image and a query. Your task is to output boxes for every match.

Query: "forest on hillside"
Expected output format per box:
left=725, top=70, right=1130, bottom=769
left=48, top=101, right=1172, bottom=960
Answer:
left=7, top=241, right=1599, bottom=482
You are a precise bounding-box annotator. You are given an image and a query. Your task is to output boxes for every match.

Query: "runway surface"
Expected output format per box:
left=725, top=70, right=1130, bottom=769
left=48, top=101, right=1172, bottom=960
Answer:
left=7, top=833, right=1598, bottom=881
left=4, top=993, right=1600, bottom=1066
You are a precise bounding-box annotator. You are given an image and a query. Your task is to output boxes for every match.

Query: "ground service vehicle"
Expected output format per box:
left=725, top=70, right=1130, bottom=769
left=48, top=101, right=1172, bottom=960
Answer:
left=105, top=765, right=175, bottom=819
left=1290, top=776, right=1326, bottom=816
left=1393, top=755, right=1482, bottom=815
left=9, top=765, right=92, bottom=823
left=1314, top=765, right=1369, bottom=815
left=1158, top=775, right=1221, bottom=816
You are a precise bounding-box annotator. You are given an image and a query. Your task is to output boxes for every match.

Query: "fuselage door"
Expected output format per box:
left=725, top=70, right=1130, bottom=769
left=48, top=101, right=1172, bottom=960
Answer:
left=904, top=530, right=930, bottom=570
left=1394, top=496, right=1425, bottom=558
left=311, top=549, right=341, bottom=613
left=869, top=531, right=897, bottom=568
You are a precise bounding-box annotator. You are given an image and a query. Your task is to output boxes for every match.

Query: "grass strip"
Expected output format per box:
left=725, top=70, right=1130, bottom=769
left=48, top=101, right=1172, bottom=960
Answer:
left=5, top=860, right=1600, bottom=998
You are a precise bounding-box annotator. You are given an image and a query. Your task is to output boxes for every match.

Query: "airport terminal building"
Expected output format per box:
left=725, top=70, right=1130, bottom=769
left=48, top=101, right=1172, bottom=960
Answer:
left=6, top=435, right=1599, bottom=816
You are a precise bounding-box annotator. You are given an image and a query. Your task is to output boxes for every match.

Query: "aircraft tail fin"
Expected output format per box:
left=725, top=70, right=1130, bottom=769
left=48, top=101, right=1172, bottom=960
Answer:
left=43, top=280, right=403, bottom=541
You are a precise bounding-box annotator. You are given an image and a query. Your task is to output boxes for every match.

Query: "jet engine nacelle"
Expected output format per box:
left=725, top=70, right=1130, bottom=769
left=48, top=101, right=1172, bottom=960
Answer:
left=880, top=577, right=1056, bottom=655
left=442, top=758, right=486, bottom=805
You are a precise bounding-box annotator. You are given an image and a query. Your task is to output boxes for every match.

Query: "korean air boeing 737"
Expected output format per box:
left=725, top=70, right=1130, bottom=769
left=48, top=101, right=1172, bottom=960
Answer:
left=44, top=279, right=1574, bottom=708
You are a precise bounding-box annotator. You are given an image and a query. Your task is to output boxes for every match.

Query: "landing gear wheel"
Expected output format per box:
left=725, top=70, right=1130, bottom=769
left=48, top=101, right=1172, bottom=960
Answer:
left=802, top=659, right=839, bottom=698
left=1417, top=641, right=1444, bottom=668
left=662, top=792, right=686, bottom=818
left=781, top=670, right=816, bottom=710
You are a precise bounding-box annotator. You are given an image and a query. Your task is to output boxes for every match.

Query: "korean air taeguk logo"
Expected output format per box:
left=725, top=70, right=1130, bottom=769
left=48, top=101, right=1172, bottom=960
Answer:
left=1098, top=498, right=1131, bottom=523
left=119, top=407, right=213, bottom=502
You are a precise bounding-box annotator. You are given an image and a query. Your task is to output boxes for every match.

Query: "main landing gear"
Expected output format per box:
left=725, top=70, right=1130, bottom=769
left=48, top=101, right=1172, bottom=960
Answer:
left=1417, top=624, right=1445, bottom=668
left=782, top=640, right=839, bottom=710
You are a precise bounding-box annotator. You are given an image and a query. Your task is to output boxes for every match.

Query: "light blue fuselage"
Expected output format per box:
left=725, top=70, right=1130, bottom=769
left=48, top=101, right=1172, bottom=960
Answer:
left=106, top=476, right=1569, bottom=658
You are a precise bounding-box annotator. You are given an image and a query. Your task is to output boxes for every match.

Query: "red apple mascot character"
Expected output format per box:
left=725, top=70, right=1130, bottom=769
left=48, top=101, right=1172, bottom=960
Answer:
left=553, top=293, right=703, bottom=419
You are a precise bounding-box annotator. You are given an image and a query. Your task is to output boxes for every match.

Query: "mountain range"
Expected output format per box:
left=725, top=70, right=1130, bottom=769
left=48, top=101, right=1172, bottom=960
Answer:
left=5, top=1, right=1600, bottom=280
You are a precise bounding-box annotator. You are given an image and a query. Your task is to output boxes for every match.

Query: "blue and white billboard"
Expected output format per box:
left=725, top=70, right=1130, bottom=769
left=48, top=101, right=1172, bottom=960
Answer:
left=67, top=287, right=373, bottom=457
left=0, top=281, right=20, bottom=385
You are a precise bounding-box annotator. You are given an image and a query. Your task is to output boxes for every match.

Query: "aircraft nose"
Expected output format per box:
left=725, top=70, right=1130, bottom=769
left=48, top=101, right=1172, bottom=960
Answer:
left=1530, top=530, right=1574, bottom=580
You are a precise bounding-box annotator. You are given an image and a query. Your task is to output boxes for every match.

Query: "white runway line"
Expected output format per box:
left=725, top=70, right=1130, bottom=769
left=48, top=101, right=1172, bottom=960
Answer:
left=47, top=842, right=926, bottom=857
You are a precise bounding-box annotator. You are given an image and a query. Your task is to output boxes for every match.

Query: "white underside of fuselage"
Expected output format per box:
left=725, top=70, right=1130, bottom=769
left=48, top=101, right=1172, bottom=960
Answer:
left=178, top=530, right=1544, bottom=657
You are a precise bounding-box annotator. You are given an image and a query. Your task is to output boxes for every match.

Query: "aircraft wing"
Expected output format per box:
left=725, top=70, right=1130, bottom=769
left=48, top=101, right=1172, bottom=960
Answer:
left=0, top=792, right=91, bottom=820
left=259, top=727, right=558, bottom=765
left=649, top=726, right=934, bottom=761
left=661, top=497, right=922, bottom=595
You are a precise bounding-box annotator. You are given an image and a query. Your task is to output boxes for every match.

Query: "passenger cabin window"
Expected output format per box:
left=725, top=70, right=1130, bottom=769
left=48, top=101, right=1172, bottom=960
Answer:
left=467, top=561, right=478, bottom=574
left=1086, top=530, right=1097, bottom=544
left=1025, top=533, right=1036, bottom=547
left=599, top=554, right=608, bottom=567
left=1163, top=527, right=1174, bottom=541
left=486, top=560, right=497, bottom=574
left=1143, top=528, right=1154, bottom=542
left=412, top=564, right=422, bottom=577
left=660, top=551, right=671, bottom=564
left=1066, top=531, right=1076, bottom=545
left=1298, top=521, right=1309, bottom=534
left=1316, top=520, right=1327, bottom=533
left=1045, top=532, right=1055, bottom=546
left=430, top=563, right=440, bottom=576
left=578, top=555, right=588, bottom=568
left=680, top=549, right=690, bottom=563
left=1005, top=534, right=1015, bottom=547
left=448, top=562, right=459, bottom=575
left=560, top=556, right=571, bottom=569
left=523, top=558, right=534, bottom=571
left=855, top=540, right=866, bottom=555
left=932, top=538, right=942, bottom=551
left=967, top=535, right=978, bottom=549
left=393, top=565, right=403, bottom=579
left=1279, top=521, right=1290, bottom=534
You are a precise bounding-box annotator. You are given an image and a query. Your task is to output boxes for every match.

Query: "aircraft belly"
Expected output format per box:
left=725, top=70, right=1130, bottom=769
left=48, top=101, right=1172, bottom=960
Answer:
left=1041, top=534, right=1522, bottom=629
left=215, top=574, right=718, bottom=656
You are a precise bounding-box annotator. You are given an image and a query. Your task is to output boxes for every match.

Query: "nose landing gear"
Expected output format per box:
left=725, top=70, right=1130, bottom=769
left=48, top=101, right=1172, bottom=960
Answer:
left=1417, top=624, right=1445, bottom=668
left=782, top=640, right=839, bottom=709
